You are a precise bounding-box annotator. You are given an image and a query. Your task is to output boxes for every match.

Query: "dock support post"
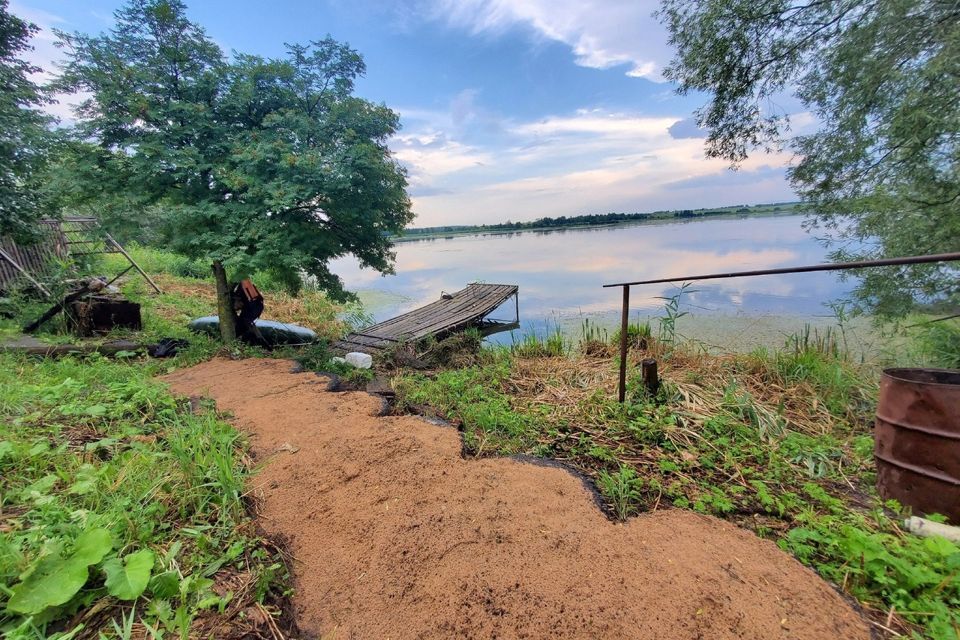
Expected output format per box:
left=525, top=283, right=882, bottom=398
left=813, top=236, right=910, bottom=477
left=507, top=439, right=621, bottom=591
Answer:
left=618, top=285, right=630, bottom=403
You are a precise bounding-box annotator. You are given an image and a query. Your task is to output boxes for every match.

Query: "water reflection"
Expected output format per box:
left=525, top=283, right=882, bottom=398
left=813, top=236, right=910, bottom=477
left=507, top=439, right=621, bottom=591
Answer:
left=330, top=215, right=855, bottom=332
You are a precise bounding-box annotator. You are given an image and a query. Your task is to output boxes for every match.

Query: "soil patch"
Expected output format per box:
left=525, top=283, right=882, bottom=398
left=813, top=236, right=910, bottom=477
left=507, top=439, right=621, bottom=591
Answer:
left=162, top=358, right=870, bottom=640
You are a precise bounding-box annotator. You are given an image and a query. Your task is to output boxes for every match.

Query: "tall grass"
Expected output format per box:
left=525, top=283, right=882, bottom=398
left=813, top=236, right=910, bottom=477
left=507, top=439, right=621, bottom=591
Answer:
left=510, top=326, right=566, bottom=357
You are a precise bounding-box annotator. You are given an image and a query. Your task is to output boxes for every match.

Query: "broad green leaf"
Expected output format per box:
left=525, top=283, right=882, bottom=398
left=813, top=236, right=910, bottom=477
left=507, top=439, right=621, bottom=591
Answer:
left=68, top=463, right=101, bottom=495
left=27, top=440, right=49, bottom=456
left=104, top=549, right=155, bottom=600
left=0, top=440, right=13, bottom=460
left=923, top=536, right=959, bottom=558
left=23, top=473, right=58, bottom=497
left=71, top=527, right=114, bottom=565
left=84, top=404, right=107, bottom=417
left=6, top=554, right=89, bottom=614
left=7, top=527, right=114, bottom=612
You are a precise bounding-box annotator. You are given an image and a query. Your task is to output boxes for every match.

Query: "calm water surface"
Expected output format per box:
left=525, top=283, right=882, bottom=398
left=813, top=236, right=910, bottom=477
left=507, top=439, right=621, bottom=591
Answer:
left=330, top=214, right=857, bottom=343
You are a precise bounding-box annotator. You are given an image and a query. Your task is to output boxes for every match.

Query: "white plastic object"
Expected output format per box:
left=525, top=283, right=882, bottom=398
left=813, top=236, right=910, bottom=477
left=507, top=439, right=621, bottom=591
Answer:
left=330, top=356, right=347, bottom=365
left=903, top=516, right=960, bottom=543
left=345, top=352, right=373, bottom=369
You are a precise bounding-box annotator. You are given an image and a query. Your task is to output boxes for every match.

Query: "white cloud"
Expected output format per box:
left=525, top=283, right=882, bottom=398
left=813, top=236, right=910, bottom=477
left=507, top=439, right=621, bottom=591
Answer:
left=512, top=113, right=678, bottom=137
left=390, top=105, right=797, bottom=226
left=9, top=2, right=87, bottom=124
left=391, top=132, right=493, bottom=187
left=425, top=0, right=670, bottom=80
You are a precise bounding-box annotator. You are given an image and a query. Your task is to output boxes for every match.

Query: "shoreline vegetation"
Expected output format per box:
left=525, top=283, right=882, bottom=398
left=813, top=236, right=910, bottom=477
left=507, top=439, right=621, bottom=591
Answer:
left=394, top=201, right=804, bottom=242
left=2, top=247, right=959, bottom=639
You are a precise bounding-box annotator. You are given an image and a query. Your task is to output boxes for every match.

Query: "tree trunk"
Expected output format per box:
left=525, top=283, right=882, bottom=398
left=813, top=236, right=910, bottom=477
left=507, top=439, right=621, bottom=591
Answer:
left=212, top=261, right=237, bottom=343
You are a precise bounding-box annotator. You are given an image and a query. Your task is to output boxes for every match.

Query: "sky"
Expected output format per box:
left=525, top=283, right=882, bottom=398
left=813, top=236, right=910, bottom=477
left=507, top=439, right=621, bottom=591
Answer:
left=12, top=0, right=803, bottom=228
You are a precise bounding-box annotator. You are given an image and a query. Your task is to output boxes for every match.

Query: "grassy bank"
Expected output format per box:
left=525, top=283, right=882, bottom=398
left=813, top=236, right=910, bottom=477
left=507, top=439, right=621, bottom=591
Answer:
left=392, top=324, right=960, bottom=639
left=0, top=248, right=352, bottom=638
left=0, top=350, right=300, bottom=639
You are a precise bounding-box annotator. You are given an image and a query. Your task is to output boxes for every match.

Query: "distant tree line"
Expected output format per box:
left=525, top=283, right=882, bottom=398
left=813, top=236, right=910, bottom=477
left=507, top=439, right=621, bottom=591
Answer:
left=400, top=202, right=800, bottom=237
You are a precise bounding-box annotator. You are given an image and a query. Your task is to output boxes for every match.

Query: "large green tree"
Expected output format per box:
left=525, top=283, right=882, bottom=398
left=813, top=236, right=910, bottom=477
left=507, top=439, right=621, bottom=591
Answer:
left=0, top=0, right=54, bottom=239
left=56, top=0, right=412, bottom=340
left=659, top=0, right=960, bottom=317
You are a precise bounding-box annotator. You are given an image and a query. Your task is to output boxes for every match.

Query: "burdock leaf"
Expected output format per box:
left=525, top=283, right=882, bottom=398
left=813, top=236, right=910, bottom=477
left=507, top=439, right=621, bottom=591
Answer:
left=6, top=528, right=113, bottom=614
left=104, top=549, right=155, bottom=600
left=71, top=527, right=114, bottom=565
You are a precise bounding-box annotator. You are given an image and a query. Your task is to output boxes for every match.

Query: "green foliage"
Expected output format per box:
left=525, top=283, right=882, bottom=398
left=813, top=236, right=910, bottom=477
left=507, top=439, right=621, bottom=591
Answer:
left=394, top=356, right=537, bottom=454
left=0, top=353, right=287, bottom=636
left=5, top=528, right=113, bottom=614
left=655, top=284, right=694, bottom=345
left=510, top=328, right=566, bottom=357
left=103, top=549, right=155, bottom=601
left=907, top=319, right=960, bottom=369
left=611, top=318, right=651, bottom=348
left=54, top=0, right=412, bottom=299
left=597, top=466, right=644, bottom=520
left=0, top=0, right=56, bottom=239
left=783, top=513, right=960, bottom=639
left=658, top=0, right=960, bottom=317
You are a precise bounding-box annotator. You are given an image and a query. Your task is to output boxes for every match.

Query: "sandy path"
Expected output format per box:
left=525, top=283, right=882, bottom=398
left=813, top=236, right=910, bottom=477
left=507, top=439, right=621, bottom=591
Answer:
left=163, top=358, right=869, bottom=640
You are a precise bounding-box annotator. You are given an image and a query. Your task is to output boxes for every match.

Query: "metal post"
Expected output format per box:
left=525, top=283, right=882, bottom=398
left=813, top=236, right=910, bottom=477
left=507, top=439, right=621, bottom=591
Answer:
left=618, top=285, right=630, bottom=403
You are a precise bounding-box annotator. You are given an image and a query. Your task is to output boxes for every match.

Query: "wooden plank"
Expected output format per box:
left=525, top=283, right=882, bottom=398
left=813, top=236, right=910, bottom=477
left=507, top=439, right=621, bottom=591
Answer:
left=361, top=284, right=500, bottom=335
left=375, top=285, right=516, bottom=336
left=404, top=286, right=517, bottom=338
left=0, top=246, right=51, bottom=297
left=104, top=232, right=162, bottom=294
left=335, top=283, right=518, bottom=352
left=407, top=285, right=516, bottom=333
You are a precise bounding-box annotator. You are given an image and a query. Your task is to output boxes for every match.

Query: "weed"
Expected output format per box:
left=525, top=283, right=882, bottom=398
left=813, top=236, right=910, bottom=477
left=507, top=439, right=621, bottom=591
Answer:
left=597, top=466, right=645, bottom=520
left=910, top=319, right=960, bottom=368
left=579, top=316, right=609, bottom=344
left=655, top=283, right=695, bottom=345
left=611, top=318, right=652, bottom=350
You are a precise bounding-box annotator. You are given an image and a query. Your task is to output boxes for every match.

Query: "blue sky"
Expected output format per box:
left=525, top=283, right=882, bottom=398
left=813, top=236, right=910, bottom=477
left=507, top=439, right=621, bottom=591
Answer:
left=13, top=0, right=801, bottom=227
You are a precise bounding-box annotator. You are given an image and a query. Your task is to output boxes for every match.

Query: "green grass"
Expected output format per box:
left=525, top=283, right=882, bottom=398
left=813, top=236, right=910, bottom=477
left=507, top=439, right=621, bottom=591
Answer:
left=510, top=327, right=567, bottom=358
left=0, top=352, right=290, bottom=638
left=393, top=336, right=960, bottom=638
left=1, top=243, right=350, bottom=346
left=0, top=246, right=331, bottom=638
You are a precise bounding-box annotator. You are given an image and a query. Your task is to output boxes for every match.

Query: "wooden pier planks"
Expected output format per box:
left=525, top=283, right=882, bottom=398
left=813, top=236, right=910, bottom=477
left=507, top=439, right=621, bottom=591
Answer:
left=334, top=283, right=518, bottom=353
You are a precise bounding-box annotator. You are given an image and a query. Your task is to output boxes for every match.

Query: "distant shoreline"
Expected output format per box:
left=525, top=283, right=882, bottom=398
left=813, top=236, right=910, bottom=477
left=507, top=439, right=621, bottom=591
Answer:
left=393, top=201, right=805, bottom=243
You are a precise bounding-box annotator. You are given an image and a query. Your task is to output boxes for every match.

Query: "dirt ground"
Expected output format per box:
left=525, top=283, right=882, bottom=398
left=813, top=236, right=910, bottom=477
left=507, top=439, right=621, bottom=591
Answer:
left=162, top=358, right=870, bottom=640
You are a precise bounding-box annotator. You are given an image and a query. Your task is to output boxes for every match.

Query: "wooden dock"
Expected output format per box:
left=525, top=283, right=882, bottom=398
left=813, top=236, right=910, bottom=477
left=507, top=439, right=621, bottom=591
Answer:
left=333, top=283, right=519, bottom=353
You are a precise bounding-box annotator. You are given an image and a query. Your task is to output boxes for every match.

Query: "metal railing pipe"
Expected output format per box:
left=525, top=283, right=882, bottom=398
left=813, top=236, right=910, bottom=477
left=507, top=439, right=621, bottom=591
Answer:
left=602, top=252, right=960, bottom=289
left=608, top=252, right=960, bottom=402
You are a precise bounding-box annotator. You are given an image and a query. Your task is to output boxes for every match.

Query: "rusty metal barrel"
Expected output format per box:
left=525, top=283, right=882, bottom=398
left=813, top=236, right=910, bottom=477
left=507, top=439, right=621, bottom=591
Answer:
left=875, top=368, right=960, bottom=523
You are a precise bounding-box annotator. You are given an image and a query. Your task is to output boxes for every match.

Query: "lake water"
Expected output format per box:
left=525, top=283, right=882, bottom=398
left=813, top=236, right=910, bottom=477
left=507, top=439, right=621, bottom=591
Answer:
left=330, top=214, right=860, bottom=349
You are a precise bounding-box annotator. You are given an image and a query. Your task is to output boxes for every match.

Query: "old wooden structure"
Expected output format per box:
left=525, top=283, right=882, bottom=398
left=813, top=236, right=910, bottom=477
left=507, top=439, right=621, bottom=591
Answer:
left=0, top=217, right=161, bottom=297
left=333, top=283, right=519, bottom=353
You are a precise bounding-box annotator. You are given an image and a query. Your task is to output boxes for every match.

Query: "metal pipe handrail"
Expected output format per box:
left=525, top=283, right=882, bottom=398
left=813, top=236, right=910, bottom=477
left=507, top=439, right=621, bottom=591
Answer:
left=603, top=251, right=960, bottom=289
left=608, top=251, right=960, bottom=402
